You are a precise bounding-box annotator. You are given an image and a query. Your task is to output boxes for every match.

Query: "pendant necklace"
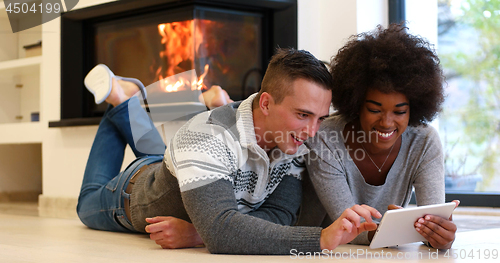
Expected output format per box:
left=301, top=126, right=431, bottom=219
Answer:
left=360, top=142, right=396, bottom=173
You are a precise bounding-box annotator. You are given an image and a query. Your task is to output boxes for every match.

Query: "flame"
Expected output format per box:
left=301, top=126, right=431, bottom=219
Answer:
left=155, top=20, right=212, bottom=93
left=158, top=64, right=209, bottom=93
left=196, top=64, right=210, bottom=90
left=158, top=21, right=194, bottom=77
left=165, top=79, right=184, bottom=92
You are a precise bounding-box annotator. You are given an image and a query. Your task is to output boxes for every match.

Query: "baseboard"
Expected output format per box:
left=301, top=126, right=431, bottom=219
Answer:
left=0, top=191, right=40, bottom=202
left=38, top=195, right=78, bottom=219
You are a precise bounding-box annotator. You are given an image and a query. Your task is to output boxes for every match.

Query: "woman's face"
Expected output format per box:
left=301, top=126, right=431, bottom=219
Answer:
left=358, top=88, right=410, bottom=153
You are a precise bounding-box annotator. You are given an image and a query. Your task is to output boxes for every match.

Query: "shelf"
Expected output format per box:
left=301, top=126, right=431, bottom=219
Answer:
left=0, top=2, right=42, bottom=125
left=0, top=122, right=42, bottom=144
left=0, top=56, right=41, bottom=73
left=0, top=56, right=42, bottom=70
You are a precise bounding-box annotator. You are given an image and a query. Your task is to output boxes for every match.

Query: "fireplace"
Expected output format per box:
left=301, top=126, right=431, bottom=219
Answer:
left=50, top=0, right=297, bottom=127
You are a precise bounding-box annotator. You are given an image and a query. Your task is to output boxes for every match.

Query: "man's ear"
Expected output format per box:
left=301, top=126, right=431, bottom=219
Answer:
left=259, top=92, right=274, bottom=116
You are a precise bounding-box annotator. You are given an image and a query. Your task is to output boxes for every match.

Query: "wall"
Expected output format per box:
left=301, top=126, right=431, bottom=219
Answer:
left=298, top=0, right=388, bottom=62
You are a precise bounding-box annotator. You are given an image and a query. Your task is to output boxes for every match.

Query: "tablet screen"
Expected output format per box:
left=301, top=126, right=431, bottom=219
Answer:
left=370, top=202, right=456, bottom=249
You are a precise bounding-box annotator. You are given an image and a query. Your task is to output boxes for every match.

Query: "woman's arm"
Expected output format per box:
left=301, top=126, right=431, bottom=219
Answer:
left=412, top=128, right=445, bottom=205
left=412, top=127, right=457, bottom=249
left=305, top=148, right=356, bottom=221
left=305, top=146, right=373, bottom=244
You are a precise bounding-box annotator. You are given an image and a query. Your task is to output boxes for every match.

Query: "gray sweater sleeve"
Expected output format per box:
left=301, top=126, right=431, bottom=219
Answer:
left=305, top=148, right=356, bottom=222
left=181, top=177, right=322, bottom=255
left=246, top=175, right=302, bottom=225
left=412, top=127, right=445, bottom=205
left=304, top=148, right=361, bottom=240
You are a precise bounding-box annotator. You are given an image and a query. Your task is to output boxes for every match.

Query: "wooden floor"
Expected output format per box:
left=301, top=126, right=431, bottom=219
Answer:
left=0, top=202, right=218, bottom=263
left=1, top=202, right=500, bottom=262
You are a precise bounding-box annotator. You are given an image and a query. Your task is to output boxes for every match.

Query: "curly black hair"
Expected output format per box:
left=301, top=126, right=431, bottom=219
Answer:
left=329, top=23, right=445, bottom=126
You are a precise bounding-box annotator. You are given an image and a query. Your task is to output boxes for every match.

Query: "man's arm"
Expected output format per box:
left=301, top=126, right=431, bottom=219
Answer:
left=181, top=178, right=322, bottom=255
left=246, top=175, right=302, bottom=226
left=181, top=177, right=381, bottom=254
left=144, top=174, right=302, bottom=250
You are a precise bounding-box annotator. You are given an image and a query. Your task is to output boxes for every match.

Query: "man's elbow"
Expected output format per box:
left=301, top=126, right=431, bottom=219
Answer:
left=205, top=240, right=231, bottom=254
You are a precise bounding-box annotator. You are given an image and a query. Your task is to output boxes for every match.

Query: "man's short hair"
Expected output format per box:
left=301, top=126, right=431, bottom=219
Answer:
left=257, top=48, right=333, bottom=104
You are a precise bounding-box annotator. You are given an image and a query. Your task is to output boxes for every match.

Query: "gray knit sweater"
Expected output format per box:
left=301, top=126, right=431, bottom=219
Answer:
left=304, top=115, right=445, bottom=244
left=130, top=94, right=323, bottom=254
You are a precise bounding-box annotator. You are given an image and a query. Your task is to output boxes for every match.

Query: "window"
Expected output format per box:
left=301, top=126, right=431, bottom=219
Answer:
left=391, top=0, right=500, bottom=206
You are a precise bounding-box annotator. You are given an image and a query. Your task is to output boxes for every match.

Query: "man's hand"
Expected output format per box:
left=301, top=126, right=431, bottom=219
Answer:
left=199, top=85, right=233, bottom=109
left=320, top=204, right=381, bottom=250
left=145, top=216, right=204, bottom=249
left=414, top=200, right=460, bottom=249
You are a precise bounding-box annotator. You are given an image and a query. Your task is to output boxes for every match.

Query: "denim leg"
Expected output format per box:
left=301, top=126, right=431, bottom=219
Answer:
left=110, top=96, right=166, bottom=156
left=78, top=103, right=128, bottom=203
left=76, top=98, right=165, bottom=232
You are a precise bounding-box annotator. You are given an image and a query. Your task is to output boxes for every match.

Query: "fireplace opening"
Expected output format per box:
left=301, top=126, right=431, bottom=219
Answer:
left=91, top=6, right=262, bottom=117
left=51, top=0, right=297, bottom=127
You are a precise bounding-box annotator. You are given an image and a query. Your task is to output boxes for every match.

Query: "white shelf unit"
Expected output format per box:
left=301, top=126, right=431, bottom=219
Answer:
left=0, top=122, right=42, bottom=143
left=0, top=1, right=43, bottom=202
left=0, top=0, right=42, bottom=128
left=0, top=56, right=41, bottom=71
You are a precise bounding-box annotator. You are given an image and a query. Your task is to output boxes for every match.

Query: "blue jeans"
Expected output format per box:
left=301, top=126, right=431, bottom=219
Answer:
left=77, top=97, right=166, bottom=232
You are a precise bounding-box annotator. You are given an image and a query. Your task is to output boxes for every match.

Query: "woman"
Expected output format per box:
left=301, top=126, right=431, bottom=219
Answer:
left=305, top=24, right=458, bottom=249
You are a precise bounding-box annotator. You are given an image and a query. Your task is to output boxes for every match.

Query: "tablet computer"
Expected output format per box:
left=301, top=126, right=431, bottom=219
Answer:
left=369, top=202, right=456, bottom=249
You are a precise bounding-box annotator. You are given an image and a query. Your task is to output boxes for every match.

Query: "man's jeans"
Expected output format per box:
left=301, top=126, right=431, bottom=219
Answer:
left=76, top=97, right=165, bottom=232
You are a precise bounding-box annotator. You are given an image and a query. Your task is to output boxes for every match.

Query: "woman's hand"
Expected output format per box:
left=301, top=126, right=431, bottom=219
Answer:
left=320, top=204, right=381, bottom=250
left=145, top=216, right=204, bottom=249
left=414, top=200, right=460, bottom=249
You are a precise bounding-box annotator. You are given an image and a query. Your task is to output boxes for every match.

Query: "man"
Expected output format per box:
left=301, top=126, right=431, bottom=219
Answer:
left=77, top=48, right=380, bottom=255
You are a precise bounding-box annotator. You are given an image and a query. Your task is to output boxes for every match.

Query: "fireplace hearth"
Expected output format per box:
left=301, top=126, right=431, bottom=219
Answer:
left=49, top=0, right=297, bottom=127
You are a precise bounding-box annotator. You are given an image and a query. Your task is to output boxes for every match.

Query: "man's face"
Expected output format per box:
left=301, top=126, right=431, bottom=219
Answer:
left=262, top=78, right=332, bottom=155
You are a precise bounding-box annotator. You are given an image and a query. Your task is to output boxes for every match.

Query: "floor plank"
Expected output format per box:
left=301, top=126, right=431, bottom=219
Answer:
left=1, top=202, right=499, bottom=262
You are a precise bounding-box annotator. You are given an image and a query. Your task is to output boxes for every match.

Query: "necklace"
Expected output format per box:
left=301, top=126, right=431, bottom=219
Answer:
left=360, top=142, right=396, bottom=173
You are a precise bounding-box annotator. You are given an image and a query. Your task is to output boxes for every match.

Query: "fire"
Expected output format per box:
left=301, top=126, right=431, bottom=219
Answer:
left=165, top=79, right=184, bottom=92
left=196, top=64, right=210, bottom=89
left=156, top=20, right=211, bottom=93
left=160, top=64, right=209, bottom=93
